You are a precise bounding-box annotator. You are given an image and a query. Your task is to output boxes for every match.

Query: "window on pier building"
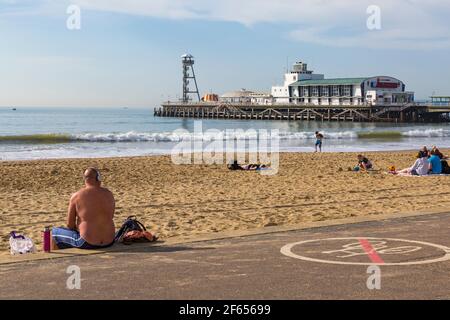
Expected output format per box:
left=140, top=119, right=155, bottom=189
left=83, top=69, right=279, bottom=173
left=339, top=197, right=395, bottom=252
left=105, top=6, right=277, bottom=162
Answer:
left=311, top=86, right=319, bottom=97
left=332, top=85, right=340, bottom=96
left=299, top=87, right=309, bottom=97
left=342, top=85, right=352, bottom=97
left=321, top=86, right=330, bottom=97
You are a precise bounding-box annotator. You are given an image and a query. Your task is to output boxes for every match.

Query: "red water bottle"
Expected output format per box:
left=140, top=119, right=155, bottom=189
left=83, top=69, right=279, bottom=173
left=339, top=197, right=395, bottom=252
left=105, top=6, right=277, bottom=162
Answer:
left=43, top=227, right=51, bottom=253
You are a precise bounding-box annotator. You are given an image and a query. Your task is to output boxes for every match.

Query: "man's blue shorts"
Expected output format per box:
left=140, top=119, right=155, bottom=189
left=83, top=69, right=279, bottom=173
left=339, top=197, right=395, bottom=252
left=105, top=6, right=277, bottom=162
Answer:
left=52, top=227, right=114, bottom=250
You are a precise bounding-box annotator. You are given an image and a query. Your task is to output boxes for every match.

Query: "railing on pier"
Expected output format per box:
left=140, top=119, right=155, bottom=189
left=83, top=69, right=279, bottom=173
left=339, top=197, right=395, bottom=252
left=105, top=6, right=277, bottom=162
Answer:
left=154, top=101, right=450, bottom=123
left=431, top=102, right=450, bottom=107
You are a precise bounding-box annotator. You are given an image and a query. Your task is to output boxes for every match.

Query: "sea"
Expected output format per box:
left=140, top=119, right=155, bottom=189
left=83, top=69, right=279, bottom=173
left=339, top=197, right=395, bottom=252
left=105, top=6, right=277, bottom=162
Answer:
left=1, top=107, right=450, bottom=161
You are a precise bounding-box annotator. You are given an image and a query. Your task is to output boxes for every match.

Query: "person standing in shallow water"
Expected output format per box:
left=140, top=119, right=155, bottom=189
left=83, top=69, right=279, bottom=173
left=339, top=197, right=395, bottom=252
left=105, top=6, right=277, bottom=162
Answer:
left=315, top=131, right=324, bottom=153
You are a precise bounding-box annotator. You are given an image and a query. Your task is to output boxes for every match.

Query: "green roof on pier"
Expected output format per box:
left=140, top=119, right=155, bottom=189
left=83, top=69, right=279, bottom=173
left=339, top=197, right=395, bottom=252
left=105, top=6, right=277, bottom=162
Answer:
left=290, top=78, right=369, bottom=86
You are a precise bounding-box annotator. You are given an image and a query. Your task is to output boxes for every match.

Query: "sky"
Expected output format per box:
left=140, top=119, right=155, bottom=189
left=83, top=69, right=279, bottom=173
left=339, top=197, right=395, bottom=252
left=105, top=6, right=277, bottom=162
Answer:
left=1, top=0, right=450, bottom=107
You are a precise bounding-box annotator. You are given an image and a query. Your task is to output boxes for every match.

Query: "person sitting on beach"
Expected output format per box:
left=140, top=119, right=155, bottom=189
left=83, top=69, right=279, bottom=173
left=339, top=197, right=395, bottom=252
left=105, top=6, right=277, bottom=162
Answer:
left=431, top=146, right=447, bottom=159
left=397, top=151, right=429, bottom=176
left=51, top=168, right=116, bottom=250
left=431, top=146, right=450, bottom=173
left=315, top=131, right=324, bottom=153
left=357, top=155, right=373, bottom=170
left=428, top=150, right=443, bottom=175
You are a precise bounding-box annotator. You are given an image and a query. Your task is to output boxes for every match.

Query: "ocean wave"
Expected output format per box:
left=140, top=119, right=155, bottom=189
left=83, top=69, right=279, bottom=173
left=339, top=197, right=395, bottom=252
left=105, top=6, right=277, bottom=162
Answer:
left=68, top=131, right=360, bottom=142
left=67, top=129, right=450, bottom=141
left=1, top=129, right=449, bottom=144
left=402, top=129, right=450, bottom=137
left=357, top=131, right=403, bottom=139
left=0, top=131, right=356, bottom=143
left=0, top=134, right=73, bottom=143
left=357, top=129, right=450, bottom=139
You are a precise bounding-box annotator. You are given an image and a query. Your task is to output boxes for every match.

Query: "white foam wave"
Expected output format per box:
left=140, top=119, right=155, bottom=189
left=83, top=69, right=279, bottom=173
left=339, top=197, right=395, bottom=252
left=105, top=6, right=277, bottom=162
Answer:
left=71, top=131, right=359, bottom=142
left=402, top=129, right=450, bottom=138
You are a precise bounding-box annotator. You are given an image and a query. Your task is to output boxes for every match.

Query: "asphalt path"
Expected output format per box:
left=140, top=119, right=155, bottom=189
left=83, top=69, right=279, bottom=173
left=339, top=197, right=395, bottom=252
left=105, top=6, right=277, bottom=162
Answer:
left=1, top=212, right=449, bottom=299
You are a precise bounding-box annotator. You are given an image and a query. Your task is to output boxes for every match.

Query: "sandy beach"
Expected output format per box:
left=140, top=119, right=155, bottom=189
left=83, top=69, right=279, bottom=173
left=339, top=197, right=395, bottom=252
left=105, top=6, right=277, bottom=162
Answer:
left=1, top=151, right=449, bottom=253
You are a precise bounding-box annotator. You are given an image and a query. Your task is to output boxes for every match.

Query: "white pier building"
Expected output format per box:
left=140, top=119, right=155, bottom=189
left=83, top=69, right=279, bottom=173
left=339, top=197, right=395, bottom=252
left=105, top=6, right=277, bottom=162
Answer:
left=272, top=61, right=414, bottom=106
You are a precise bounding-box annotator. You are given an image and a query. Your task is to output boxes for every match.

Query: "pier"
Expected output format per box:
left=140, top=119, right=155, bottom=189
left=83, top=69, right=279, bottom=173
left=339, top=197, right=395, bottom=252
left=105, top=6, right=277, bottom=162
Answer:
left=156, top=56, right=450, bottom=123
left=154, top=102, right=450, bottom=123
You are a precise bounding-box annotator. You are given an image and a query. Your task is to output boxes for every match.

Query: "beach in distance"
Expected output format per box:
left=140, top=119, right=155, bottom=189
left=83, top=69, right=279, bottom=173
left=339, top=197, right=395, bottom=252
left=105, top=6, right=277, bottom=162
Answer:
left=1, top=151, right=449, bottom=253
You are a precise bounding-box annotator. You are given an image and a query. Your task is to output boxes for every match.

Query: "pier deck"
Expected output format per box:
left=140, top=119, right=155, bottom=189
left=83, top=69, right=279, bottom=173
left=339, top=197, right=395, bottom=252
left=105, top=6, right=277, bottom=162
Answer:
left=155, top=102, right=450, bottom=123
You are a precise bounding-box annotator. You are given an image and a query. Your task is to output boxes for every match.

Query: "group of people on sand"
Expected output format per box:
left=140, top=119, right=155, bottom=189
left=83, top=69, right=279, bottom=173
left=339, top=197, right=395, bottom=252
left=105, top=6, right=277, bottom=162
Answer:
left=350, top=146, right=449, bottom=176
left=48, top=144, right=447, bottom=252
left=395, top=146, right=449, bottom=176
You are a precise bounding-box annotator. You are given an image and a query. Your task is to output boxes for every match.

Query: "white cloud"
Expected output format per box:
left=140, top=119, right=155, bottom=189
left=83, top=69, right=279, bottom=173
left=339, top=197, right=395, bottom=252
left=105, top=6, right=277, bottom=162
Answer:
left=4, top=0, right=450, bottom=49
left=68, top=0, right=450, bottom=49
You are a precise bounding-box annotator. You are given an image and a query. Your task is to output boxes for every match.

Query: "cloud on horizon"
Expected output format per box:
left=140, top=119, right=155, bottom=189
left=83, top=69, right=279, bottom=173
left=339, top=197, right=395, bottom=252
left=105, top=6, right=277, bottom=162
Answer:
left=3, top=0, right=450, bottom=50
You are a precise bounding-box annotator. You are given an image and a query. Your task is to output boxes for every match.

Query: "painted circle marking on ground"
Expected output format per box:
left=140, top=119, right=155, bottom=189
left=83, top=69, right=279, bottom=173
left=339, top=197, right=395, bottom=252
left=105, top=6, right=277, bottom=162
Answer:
left=280, top=237, right=450, bottom=266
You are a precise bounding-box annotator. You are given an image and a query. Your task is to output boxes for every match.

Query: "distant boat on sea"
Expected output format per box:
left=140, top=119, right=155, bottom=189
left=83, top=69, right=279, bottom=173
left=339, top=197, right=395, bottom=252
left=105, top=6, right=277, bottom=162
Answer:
left=12, top=108, right=17, bottom=111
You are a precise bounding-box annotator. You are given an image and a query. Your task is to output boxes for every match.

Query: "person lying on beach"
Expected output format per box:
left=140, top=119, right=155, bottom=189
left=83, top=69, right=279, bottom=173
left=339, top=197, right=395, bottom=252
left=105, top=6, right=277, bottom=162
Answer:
left=357, top=155, right=373, bottom=170
left=51, top=168, right=116, bottom=250
left=227, top=161, right=268, bottom=171
left=428, top=150, right=443, bottom=175
left=228, top=160, right=244, bottom=171
left=242, top=164, right=268, bottom=171
left=397, top=151, right=429, bottom=176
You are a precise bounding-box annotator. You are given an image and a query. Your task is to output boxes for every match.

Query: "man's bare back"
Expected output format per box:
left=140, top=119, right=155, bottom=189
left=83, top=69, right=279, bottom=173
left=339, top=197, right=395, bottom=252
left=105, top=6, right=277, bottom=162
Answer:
left=51, top=168, right=116, bottom=250
left=69, top=186, right=115, bottom=246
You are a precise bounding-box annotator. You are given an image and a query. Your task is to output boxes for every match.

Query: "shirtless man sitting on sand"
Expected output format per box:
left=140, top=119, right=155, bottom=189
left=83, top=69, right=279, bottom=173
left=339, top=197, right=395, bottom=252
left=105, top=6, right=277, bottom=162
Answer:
left=51, top=168, right=116, bottom=250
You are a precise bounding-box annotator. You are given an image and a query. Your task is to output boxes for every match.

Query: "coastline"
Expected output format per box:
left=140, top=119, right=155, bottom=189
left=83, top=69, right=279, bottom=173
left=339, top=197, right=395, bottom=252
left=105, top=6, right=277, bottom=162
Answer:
left=1, top=150, right=449, bottom=253
left=1, top=145, right=447, bottom=163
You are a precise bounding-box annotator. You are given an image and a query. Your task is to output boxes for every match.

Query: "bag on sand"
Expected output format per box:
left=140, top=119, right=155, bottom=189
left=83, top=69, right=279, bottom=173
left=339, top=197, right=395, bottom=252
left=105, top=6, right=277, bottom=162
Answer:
left=122, top=230, right=158, bottom=245
left=115, top=216, right=158, bottom=244
left=9, top=231, right=36, bottom=255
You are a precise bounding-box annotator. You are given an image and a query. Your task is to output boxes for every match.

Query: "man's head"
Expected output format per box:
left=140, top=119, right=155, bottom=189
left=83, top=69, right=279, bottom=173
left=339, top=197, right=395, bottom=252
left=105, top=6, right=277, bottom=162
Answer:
left=84, top=168, right=101, bottom=186
left=357, top=154, right=364, bottom=160
left=432, top=146, right=441, bottom=153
